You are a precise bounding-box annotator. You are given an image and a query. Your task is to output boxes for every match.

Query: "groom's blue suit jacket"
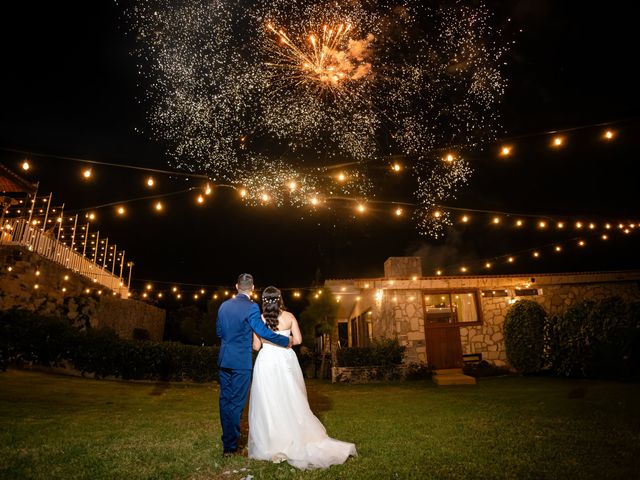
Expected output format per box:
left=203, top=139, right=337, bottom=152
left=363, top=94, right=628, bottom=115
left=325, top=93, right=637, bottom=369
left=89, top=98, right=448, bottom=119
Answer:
left=216, top=293, right=289, bottom=370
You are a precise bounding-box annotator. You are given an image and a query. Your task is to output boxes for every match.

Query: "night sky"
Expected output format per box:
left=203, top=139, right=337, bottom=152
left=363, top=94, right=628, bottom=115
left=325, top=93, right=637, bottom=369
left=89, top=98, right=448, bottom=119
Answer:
left=1, top=1, right=639, bottom=294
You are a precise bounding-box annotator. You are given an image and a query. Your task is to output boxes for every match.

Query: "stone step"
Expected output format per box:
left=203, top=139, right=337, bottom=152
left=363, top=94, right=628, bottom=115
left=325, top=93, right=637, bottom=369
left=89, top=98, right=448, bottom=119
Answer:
left=432, top=374, right=476, bottom=386
left=433, top=368, right=463, bottom=376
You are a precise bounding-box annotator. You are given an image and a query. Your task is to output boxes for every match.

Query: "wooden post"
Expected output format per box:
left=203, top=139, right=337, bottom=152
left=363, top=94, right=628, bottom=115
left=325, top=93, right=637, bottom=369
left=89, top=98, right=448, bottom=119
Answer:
left=41, top=193, right=52, bottom=232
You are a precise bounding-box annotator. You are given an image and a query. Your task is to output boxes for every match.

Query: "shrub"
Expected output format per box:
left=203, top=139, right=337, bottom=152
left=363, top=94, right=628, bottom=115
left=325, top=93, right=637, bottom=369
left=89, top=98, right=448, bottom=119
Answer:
left=403, top=362, right=432, bottom=380
left=463, top=360, right=512, bottom=378
left=0, top=309, right=80, bottom=369
left=337, top=338, right=405, bottom=367
left=546, top=297, right=640, bottom=379
left=0, top=308, right=219, bottom=382
left=504, top=300, right=546, bottom=374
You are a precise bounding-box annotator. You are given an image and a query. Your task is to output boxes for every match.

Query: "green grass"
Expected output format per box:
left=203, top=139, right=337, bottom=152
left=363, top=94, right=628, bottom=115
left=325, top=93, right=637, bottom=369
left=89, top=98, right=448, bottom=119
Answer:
left=1, top=370, right=639, bottom=479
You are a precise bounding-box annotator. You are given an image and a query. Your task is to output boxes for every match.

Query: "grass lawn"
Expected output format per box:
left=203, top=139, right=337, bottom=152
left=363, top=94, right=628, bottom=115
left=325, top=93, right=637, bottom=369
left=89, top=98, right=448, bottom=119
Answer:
left=1, top=370, right=639, bottom=479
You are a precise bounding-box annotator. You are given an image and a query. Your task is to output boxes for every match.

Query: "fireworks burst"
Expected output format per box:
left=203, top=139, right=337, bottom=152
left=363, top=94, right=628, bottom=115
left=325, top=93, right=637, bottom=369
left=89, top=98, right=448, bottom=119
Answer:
left=121, top=0, right=509, bottom=235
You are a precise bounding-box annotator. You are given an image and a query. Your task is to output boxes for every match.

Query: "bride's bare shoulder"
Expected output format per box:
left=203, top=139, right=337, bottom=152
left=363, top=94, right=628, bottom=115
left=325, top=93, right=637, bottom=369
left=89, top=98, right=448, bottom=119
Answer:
left=278, top=310, right=295, bottom=328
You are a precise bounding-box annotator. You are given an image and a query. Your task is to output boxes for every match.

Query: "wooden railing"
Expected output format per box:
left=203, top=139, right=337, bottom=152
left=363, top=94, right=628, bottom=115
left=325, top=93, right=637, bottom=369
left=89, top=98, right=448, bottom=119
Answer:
left=1, top=219, right=128, bottom=297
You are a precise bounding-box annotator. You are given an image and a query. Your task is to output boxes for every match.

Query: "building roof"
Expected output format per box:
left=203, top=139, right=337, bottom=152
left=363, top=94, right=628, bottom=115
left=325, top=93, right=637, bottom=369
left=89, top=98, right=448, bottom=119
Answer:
left=0, top=163, right=37, bottom=194
left=325, top=269, right=640, bottom=283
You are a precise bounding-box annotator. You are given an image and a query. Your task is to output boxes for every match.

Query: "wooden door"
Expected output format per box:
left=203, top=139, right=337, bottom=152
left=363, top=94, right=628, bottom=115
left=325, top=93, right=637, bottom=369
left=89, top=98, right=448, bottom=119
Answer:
left=424, top=325, right=463, bottom=369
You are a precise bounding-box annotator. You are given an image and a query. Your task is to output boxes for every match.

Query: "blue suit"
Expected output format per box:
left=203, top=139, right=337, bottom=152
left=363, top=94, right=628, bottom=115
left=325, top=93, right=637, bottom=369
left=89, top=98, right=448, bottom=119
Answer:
left=216, top=293, right=289, bottom=453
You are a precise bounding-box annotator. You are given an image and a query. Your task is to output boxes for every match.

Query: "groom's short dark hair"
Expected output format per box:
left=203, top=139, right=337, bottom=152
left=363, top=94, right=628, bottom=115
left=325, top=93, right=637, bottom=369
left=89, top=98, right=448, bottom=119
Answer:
left=237, top=273, right=254, bottom=291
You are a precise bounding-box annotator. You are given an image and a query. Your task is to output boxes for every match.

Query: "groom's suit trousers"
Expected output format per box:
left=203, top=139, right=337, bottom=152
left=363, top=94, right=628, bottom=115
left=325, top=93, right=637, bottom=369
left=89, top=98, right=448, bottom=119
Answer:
left=218, top=367, right=251, bottom=452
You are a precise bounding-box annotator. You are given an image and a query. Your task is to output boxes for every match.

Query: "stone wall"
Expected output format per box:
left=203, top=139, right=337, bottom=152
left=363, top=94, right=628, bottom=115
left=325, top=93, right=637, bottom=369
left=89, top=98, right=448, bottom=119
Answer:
left=384, top=257, right=422, bottom=279
left=332, top=364, right=420, bottom=383
left=94, top=296, right=165, bottom=340
left=0, top=245, right=165, bottom=340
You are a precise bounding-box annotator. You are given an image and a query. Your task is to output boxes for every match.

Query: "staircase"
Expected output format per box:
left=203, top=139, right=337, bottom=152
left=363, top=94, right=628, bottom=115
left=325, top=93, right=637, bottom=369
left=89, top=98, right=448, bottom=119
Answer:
left=432, top=368, right=476, bottom=386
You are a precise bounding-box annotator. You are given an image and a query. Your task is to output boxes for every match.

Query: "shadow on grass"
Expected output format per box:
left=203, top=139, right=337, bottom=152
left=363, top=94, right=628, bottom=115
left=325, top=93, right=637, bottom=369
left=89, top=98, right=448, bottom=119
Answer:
left=149, top=382, right=172, bottom=396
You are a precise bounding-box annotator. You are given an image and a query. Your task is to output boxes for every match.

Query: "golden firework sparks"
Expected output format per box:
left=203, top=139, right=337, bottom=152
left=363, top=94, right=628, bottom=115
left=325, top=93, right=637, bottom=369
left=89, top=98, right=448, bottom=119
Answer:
left=266, top=22, right=372, bottom=90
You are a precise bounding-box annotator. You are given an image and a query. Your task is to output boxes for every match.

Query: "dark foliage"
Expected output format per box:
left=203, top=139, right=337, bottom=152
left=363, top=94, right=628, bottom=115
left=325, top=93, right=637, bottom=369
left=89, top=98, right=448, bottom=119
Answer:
left=337, top=338, right=405, bottom=367
left=546, top=297, right=640, bottom=379
left=0, top=309, right=218, bottom=382
left=463, top=360, right=512, bottom=378
left=504, top=300, right=547, bottom=374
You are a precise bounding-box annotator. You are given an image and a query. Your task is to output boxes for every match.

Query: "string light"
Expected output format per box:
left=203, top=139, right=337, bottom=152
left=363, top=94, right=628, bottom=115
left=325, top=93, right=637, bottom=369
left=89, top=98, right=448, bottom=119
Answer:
left=395, top=207, right=403, bottom=216
left=578, top=240, right=586, bottom=247
left=460, top=266, right=468, bottom=273
left=444, top=153, right=455, bottom=162
left=147, top=177, right=155, bottom=187
left=604, top=129, right=615, bottom=140
left=288, top=181, right=297, bottom=191
left=507, top=257, right=514, bottom=263
left=533, top=251, right=540, bottom=258
left=205, top=184, right=212, bottom=195
left=310, top=196, right=319, bottom=206
left=557, top=222, right=564, bottom=229
left=555, top=246, right=562, bottom=252
left=516, top=219, right=523, bottom=227
left=117, top=206, right=126, bottom=215
left=461, top=215, right=469, bottom=223
left=22, top=160, right=30, bottom=171
left=357, top=204, right=366, bottom=213
left=337, top=173, right=346, bottom=182
left=485, top=262, right=492, bottom=268
left=87, top=212, right=96, bottom=220
left=391, top=163, right=401, bottom=172
left=602, top=234, right=609, bottom=240
left=538, top=221, right=547, bottom=229
left=261, top=193, right=270, bottom=202
left=434, top=210, right=442, bottom=218
left=155, top=201, right=163, bottom=211
left=83, top=168, right=92, bottom=179
left=239, top=189, right=247, bottom=198
left=196, top=195, right=204, bottom=204
left=552, top=136, right=564, bottom=147
left=499, top=145, right=512, bottom=157
left=493, top=217, right=500, bottom=224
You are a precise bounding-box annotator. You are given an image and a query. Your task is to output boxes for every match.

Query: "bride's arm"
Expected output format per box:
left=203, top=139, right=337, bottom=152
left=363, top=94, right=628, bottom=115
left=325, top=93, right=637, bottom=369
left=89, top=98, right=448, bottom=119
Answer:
left=252, top=332, right=262, bottom=351
left=290, top=315, right=303, bottom=346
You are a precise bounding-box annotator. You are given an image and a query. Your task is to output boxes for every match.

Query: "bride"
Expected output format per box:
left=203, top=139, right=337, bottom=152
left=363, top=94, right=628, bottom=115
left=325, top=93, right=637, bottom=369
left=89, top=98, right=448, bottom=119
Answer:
left=248, top=286, right=357, bottom=470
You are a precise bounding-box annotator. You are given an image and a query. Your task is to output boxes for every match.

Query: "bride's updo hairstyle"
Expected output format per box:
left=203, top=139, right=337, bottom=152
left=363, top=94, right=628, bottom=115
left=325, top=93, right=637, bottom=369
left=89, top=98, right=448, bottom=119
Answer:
left=262, top=286, right=285, bottom=331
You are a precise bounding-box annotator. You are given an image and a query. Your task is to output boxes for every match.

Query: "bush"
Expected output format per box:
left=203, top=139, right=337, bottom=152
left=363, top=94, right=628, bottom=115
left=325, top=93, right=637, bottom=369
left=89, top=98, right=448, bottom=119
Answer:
left=403, top=362, right=432, bottom=380
left=337, top=338, right=405, bottom=367
left=0, top=309, right=219, bottom=382
left=463, top=360, right=512, bottom=378
left=504, top=300, right=546, bottom=374
left=546, top=297, right=640, bottom=379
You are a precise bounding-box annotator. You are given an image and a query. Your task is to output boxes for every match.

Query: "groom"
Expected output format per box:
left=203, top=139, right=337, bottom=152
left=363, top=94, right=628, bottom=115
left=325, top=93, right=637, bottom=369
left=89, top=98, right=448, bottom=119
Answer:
left=216, top=273, right=291, bottom=456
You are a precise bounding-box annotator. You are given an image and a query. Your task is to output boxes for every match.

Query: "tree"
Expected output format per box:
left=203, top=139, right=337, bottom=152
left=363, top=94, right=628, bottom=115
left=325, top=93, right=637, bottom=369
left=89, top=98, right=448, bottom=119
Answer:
left=299, top=291, right=339, bottom=379
left=164, top=306, right=216, bottom=346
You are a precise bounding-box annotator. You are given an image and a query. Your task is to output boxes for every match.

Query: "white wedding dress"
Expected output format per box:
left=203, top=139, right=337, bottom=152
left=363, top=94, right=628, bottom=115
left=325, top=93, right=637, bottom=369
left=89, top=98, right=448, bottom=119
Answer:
left=248, top=329, right=357, bottom=469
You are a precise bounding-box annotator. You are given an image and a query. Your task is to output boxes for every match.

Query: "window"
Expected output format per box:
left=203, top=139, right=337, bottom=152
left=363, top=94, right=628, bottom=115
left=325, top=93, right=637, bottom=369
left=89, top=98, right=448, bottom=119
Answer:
left=424, top=292, right=480, bottom=325
left=338, top=322, right=348, bottom=348
left=350, top=310, right=372, bottom=347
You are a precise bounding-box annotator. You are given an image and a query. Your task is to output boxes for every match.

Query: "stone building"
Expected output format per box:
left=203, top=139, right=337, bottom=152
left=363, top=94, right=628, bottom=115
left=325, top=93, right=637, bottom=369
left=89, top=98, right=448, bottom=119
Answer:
left=325, top=257, right=640, bottom=369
